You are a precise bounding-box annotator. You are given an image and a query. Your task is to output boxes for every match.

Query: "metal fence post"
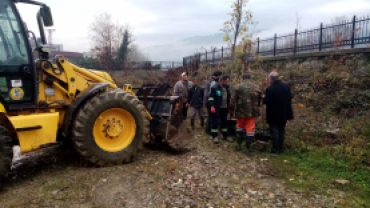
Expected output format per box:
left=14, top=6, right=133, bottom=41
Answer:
left=319, top=23, right=323, bottom=51
left=351, top=15, right=356, bottom=48
left=257, top=38, right=260, bottom=54
left=205, top=50, right=207, bottom=64
left=221, top=47, right=224, bottom=64
left=212, top=48, right=215, bottom=64
left=294, top=29, right=298, bottom=54
left=274, top=33, right=277, bottom=56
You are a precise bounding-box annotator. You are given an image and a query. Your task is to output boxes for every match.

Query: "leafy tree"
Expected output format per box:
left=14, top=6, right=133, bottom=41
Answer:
left=116, top=29, right=130, bottom=68
left=221, top=0, right=256, bottom=59
left=221, top=0, right=257, bottom=80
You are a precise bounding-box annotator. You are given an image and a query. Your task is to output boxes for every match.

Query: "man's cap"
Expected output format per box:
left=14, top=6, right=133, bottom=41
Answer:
left=181, top=72, right=187, bottom=76
left=213, top=71, right=222, bottom=77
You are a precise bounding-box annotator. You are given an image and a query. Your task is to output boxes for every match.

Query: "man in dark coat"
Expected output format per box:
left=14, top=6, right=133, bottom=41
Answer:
left=204, top=71, right=222, bottom=135
left=263, top=71, right=293, bottom=154
left=188, top=77, right=204, bottom=129
left=208, top=76, right=231, bottom=144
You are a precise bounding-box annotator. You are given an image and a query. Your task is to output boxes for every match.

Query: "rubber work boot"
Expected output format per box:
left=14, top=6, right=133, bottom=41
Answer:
left=223, top=136, right=232, bottom=142
left=236, top=131, right=244, bottom=151
left=191, top=119, right=195, bottom=130
left=201, top=118, right=204, bottom=128
left=245, top=134, right=255, bottom=152
left=213, top=136, right=219, bottom=144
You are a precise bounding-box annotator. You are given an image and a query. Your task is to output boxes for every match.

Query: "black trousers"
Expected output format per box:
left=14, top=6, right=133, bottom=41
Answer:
left=182, top=103, right=188, bottom=119
left=270, top=122, right=286, bottom=154
left=205, top=107, right=211, bottom=135
left=210, top=108, right=228, bottom=138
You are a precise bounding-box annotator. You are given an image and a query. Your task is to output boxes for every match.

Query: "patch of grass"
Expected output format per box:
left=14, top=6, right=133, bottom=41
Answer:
left=154, top=176, right=162, bottom=182
left=268, top=150, right=370, bottom=208
left=43, top=181, right=66, bottom=192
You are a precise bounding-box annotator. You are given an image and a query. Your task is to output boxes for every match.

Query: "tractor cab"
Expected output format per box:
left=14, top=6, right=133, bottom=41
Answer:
left=0, top=0, right=52, bottom=110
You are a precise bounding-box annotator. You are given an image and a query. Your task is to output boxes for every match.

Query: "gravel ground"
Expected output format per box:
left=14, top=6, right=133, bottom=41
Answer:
left=0, top=129, right=341, bottom=208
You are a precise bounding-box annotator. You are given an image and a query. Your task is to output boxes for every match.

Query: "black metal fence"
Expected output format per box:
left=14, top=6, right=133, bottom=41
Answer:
left=127, top=61, right=183, bottom=71
left=183, top=15, right=370, bottom=67
left=72, top=60, right=183, bottom=71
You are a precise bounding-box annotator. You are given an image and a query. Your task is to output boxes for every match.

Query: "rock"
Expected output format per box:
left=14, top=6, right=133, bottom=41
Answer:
left=52, top=190, right=59, bottom=195
left=248, top=190, right=257, bottom=195
left=326, top=129, right=340, bottom=139
left=335, top=179, right=350, bottom=184
left=257, top=174, right=267, bottom=179
left=187, top=175, right=193, bottom=180
left=206, top=202, right=213, bottom=207
left=260, top=158, right=268, bottom=161
left=275, top=190, right=283, bottom=196
left=171, top=179, right=184, bottom=188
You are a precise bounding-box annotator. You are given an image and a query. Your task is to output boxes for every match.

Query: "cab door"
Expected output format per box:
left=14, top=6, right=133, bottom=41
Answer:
left=0, top=0, right=37, bottom=110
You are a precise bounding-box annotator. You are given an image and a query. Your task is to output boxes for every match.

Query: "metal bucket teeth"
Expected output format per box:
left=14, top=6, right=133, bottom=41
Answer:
left=137, top=94, right=194, bottom=151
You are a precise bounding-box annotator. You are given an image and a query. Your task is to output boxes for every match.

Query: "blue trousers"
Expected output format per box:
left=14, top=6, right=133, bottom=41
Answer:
left=210, top=108, right=228, bottom=138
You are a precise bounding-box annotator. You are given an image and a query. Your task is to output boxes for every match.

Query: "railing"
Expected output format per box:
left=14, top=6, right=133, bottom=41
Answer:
left=126, top=61, right=183, bottom=71
left=183, top=15, right=370, bottom=67
left=72, top=60, right=184, bottom=71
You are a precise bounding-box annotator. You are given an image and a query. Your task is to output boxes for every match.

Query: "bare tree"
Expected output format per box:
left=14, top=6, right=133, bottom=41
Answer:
left=89, top=13, right=149, bottom=73
left=89, top=13, right=126, bottom=72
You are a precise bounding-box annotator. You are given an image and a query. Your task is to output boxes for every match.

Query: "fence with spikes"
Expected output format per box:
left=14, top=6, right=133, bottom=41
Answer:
left=183, top=15, right=370, bottom=67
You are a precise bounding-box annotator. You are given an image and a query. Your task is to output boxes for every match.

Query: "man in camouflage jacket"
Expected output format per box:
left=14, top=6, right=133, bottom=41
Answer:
left=232, top=73, right=263, bottom=151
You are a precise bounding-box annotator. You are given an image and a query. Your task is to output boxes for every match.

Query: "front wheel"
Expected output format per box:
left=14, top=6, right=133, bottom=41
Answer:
left=72, top=89, right=149, bottom=166
left=0, top=126, right=13, bottom=188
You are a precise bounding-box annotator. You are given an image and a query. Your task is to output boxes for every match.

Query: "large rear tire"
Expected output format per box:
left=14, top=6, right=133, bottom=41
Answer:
left=0, top=126, right=13, bottom=188
left=72, top=89, right=149, bottom=166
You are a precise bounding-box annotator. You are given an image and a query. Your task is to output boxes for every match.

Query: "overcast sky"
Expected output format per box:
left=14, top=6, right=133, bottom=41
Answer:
left=15, top=0, right=370, bottom=60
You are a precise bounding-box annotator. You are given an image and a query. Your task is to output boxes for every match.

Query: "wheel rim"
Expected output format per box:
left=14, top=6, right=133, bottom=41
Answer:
left=93, top=108, right=136, bottom=152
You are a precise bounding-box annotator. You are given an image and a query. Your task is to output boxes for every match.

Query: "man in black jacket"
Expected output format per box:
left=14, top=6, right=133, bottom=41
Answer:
left=188, top=77, right=204, bottom=129
left=263, top=71, right=294, bottom=154
left=208, top=76, right=231, bottom=144
left=204, top=71, right=222, bottom=135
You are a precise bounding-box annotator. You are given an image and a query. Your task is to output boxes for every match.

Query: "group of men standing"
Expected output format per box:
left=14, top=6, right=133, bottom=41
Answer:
left=173, top=70, right=293, bottom=155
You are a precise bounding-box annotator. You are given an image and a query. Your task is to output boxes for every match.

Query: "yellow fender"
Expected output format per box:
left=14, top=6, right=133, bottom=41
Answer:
left=0, top=103, right=6, bottom=113
left=123, top=84, right=152, bottom=120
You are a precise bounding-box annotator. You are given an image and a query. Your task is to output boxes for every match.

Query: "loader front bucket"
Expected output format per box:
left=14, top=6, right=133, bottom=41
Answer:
left=137, top=95, right=194, bottom=151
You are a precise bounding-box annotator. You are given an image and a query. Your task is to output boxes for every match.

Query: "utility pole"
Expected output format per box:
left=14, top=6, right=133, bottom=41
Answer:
left=45, top=28, right=56, bottom=50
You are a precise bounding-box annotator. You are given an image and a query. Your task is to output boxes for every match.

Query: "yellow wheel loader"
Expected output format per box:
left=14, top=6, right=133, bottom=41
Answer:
left=0, top=0, right=192, bottom=188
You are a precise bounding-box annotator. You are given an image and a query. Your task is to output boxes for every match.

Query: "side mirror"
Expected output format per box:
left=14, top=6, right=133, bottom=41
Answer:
left=40, top=6, right=53, bottom=27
